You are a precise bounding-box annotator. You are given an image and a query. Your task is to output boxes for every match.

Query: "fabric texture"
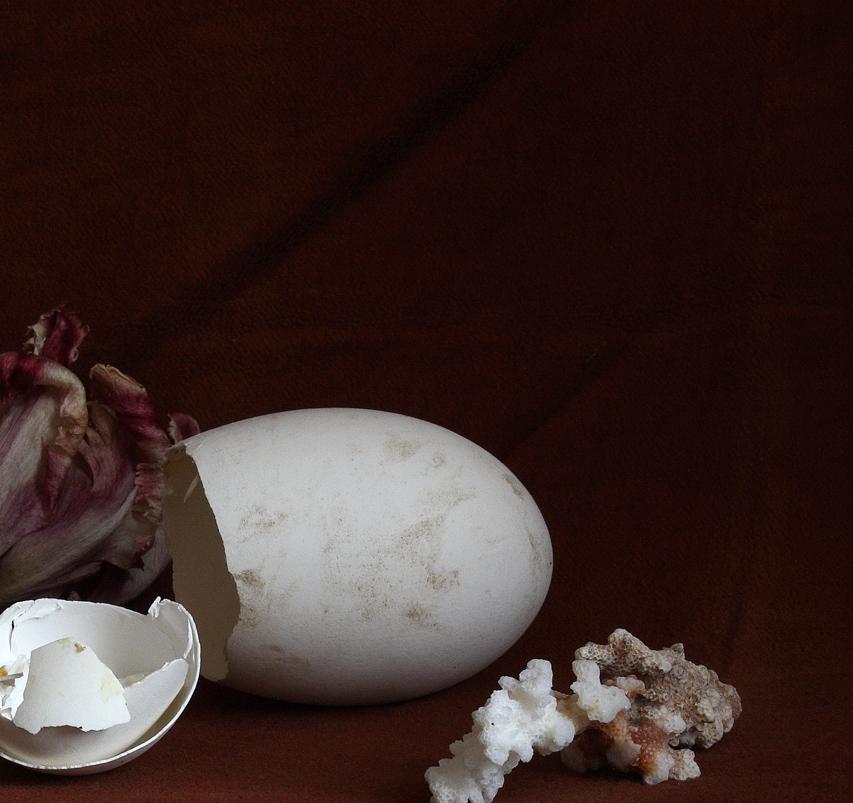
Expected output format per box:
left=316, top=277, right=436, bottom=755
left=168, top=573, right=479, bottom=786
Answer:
left=0, top=1, right=850, bottom=800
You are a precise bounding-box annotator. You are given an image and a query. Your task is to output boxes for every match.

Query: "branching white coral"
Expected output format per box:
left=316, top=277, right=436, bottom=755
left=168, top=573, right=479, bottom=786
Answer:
left=425, top=629, right=741, bottom=802
left=425, top=658, right=627, bottom=803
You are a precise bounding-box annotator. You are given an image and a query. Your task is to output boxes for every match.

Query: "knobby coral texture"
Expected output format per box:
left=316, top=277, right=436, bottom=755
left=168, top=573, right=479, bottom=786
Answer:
left=0, top=308, right=199, bottom=607
left=564, top=629, right=741, bottom=783
left=426, top=629, right=741, bottom=803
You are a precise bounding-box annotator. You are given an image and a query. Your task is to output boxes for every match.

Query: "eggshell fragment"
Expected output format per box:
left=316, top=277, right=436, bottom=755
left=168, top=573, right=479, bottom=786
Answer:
left=0, top=598, right=199, bottom=775
left=164, top=408, right=552, bottom=705
left=12, top=638, right=130, bottom=734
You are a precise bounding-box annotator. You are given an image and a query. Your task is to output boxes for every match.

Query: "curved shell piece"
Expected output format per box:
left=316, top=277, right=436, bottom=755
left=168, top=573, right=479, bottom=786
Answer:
left=0, top=598, right=199, bottom=775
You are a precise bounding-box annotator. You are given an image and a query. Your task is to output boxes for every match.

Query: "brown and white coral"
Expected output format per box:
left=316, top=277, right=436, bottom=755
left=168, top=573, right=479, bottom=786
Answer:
left=426, top=628, right=741, bottom=802
left=0, top=307, right=198, bottom=607
left=563, top=628, right=742, bottom=784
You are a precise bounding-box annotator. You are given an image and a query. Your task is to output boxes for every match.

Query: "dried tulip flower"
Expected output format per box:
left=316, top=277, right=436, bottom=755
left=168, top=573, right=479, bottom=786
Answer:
left=0, top=307, right=199, bottom=607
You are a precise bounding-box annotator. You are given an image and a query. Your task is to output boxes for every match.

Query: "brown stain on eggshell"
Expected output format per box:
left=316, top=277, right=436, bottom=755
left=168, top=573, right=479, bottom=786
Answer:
left=279, top=654, right=312, bottom=670
left=527, top=530, right=543, bottom=563
left=395, top=516, right=442, bottom=560
left=392, top=484, right=476, bottom=601
left=404, top=603, right=438, bottom=629
left=319, top=473, right=478, bottom=631
left=427, top=568, right=460, bottom=591
left=238, top=602, right=260, bottom=628
left=234, top=570, right=267, bottom=628
left=265, top=644, right=312, bottom=670
left=527, top=529, right=551, bottom=578
left=239, top=504, right=289, bottom=535
left=431, top=451, right=447, bottom=467
left=383, top=433, right=422, bottom=463
left=502, top=473, right=525, bottom=499
left=321, top=507, right=395, bottom=624
left=235, top=569, right=265, bottom=591
left=423, top=486, right=476, bottom=509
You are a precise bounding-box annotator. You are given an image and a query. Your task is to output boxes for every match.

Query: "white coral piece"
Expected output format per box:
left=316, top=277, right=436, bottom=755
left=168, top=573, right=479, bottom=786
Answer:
left=426, top=629, right=740, bottom=801
left=425, top=659, right=628, bottom=803
left=569, top=659, right=631, bottom=724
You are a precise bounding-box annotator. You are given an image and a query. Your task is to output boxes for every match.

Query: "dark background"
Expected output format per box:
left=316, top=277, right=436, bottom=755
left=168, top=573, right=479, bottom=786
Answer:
left=1, top=2, right=850, bottom=800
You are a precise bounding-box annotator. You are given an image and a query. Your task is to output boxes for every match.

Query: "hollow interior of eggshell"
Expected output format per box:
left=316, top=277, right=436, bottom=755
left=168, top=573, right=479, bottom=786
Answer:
left=163, top=447, right=238, bottom=682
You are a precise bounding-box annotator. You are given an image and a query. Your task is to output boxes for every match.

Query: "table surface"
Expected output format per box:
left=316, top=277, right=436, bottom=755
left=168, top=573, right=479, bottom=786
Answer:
left=0, top=1, right=850, bottom=800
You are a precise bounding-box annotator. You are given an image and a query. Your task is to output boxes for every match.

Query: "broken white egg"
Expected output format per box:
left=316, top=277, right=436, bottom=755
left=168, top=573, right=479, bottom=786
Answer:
left=164, top=408, right=552, bottom=705
left=0, top=597, right=199, bottom=775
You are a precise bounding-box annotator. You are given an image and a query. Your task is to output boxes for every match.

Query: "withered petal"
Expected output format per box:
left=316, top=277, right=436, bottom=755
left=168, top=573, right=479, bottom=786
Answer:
left=168, top=412, right=201, bottom=443
left=0, top=352, right=88, bottom=530
left=88, top=364, right=170, bottom=463
left=22, top=306, right=89, bottom=366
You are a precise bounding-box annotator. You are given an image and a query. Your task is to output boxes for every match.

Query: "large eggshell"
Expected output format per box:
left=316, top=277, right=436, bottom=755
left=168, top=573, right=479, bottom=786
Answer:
left=164, top=408, right=551, bottom=705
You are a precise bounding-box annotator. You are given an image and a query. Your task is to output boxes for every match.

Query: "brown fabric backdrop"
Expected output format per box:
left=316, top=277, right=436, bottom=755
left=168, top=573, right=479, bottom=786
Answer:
left=1, top=2, right=850, bottom=800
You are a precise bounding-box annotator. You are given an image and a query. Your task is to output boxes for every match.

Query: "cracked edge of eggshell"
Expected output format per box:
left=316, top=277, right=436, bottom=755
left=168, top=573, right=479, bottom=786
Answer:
left=163, top=440, right=239, bottom=684
left=0, top=598, right=200, bottom=775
